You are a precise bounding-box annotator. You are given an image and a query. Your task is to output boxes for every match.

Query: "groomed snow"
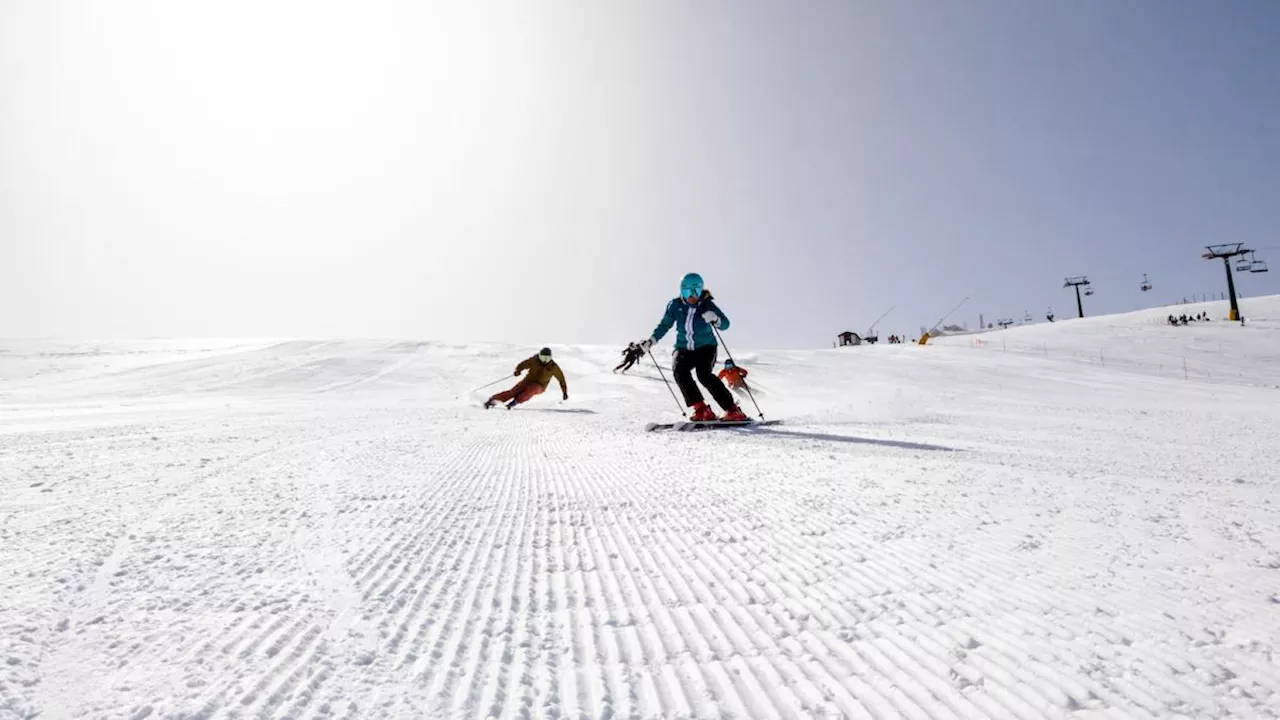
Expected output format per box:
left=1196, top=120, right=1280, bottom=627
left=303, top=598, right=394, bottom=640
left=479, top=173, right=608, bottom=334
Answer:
left=3, top=297, right=1279, bottom=719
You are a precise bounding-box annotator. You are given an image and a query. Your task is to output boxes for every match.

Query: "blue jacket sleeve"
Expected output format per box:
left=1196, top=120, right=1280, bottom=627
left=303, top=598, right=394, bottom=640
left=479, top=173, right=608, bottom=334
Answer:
left=707, top=300, right=730, bottom=331
left=651, top=300, right=677, bottom=341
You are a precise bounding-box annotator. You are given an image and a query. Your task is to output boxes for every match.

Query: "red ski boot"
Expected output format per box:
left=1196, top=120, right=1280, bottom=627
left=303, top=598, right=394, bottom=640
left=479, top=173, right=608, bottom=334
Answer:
left=721, top=406, right=749, bottom=422
left=689, top=402, right=718, bottom=422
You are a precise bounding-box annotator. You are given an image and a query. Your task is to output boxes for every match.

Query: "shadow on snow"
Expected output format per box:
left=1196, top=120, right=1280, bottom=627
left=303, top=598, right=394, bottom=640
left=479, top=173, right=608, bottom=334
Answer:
left=743, top=427, right=958, bottom=452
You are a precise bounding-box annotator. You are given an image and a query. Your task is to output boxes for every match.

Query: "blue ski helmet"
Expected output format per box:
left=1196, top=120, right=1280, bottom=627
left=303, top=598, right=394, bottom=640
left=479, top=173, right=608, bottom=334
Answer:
left=724, top=359, right=735, bottom=369
left=680, top=272, right=704, bottom=302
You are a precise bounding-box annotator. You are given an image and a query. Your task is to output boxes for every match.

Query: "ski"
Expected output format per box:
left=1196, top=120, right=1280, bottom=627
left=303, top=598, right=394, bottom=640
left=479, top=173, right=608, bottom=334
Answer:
left=645, top=419, right=782, bottom=432
left=480, top=400, right=521, bottom=410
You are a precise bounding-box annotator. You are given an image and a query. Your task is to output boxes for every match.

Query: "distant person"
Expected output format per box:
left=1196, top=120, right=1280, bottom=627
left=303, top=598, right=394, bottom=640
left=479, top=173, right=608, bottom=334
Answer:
left=718, top=359, right=750, bottom=390
left=485, top=347, right=568, bottom=409
left=614, top=342, right=644, bottom=374
left=636, top=272, right=749, bottom=422
left=1168, top=314, right=1178, bottom=326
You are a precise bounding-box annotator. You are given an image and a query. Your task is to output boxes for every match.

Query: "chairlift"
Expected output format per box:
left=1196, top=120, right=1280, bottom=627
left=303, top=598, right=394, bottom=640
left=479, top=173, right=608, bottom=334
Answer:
left=1022, top=310, right=1033, bottom=323
left=1252, top=259, right=1270, bottom=273
left=1140, top=273, right=1152, bottom=292
left=1084, top=286, right=1095, bottom=296
left=1236, top=256, right=1253, bottom=272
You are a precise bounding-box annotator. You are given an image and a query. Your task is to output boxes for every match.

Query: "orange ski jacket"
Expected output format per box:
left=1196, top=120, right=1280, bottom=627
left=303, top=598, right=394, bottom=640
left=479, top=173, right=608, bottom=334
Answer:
left=515, top=356, right=568, bottom=395
left=718, top=366, right=748, bottom=387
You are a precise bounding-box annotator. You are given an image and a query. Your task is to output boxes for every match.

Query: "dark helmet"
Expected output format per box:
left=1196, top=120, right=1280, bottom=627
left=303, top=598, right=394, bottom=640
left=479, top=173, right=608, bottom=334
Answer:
left=538, top=347, right=552, bottom=362
left=724, top=359, right=735, bottom=369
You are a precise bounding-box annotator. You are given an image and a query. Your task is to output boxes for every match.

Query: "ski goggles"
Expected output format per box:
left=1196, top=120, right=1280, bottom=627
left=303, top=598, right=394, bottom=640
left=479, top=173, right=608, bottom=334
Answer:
left=682, top=288, right=701, bottom=302
left=538, top=353, right=552, bottom=363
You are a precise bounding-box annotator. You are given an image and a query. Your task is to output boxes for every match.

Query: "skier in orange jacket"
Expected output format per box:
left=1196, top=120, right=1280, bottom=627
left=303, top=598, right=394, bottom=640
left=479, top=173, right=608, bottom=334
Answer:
left=717, top=359, right=749, bottom=390
left=485, top=348, right=568, bottom=409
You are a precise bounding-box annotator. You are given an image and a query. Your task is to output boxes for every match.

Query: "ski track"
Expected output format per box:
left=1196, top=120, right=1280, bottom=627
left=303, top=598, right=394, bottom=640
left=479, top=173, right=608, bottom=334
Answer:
left=3, top=322, right=1280, bottom=719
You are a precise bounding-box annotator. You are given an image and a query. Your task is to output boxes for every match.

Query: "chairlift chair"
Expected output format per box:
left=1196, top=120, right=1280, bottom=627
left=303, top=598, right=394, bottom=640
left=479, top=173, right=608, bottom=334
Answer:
left=1140, top=273, right=1152, bottom=292
left=1084, top=287, right=1095, bottom=296
left=1237, top=257, right=1253, bottom=272
left=1252, top=259, right=1269, bottom=273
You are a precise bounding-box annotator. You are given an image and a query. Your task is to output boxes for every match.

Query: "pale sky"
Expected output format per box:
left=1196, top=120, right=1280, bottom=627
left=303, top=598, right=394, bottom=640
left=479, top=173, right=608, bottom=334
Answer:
left=3, top=0, right=1278, bottom=348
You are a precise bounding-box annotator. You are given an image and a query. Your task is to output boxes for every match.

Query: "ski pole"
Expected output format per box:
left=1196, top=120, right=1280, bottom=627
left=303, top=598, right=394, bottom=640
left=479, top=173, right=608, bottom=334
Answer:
left=459, top=375, right=509, bottom=398
left=647, top=347, right=687, bottom=417
left=711, top=325, right=765, bottom=420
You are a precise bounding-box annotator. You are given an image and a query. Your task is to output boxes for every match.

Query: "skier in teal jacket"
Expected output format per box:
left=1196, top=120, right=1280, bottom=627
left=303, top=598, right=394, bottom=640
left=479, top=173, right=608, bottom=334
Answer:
left=639, top=272, right=748, bottom=422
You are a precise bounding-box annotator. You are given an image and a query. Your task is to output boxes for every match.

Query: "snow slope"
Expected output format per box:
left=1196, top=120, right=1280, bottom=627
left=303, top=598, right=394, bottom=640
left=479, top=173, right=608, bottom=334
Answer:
left=2, top=297, right=1279, bottom=719
left=931, top=296, right=1280, bottom=388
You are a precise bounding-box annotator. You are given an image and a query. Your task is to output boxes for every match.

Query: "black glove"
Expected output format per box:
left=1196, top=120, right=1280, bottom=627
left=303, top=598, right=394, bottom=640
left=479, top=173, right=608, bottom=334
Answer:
left=513, top=369, right=520, bottom=376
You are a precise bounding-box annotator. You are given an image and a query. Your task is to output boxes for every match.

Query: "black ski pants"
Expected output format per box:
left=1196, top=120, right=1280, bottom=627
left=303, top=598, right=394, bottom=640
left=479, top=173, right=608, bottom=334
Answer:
left=673, top=345, right=735, bottom=410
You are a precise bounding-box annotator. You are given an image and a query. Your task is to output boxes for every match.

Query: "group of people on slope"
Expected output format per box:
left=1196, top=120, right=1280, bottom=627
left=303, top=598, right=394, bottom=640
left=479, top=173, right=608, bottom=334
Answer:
left=1168, top=312, right=1212, bottom=326
left=486, top=273, right=751, bottom=422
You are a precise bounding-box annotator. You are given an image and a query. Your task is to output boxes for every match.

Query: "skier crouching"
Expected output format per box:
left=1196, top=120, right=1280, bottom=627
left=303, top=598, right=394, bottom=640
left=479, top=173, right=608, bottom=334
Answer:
left=485, top=347, right=568, bottom=409
left=718, top=359, right=749, bottom=390
left=614, top=342, right=644, bottom=374
left=638, top=272, right=748, bottom=422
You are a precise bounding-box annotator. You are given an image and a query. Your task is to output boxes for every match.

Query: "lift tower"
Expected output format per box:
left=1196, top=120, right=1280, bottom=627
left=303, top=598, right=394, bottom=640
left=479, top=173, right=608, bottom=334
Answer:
left=1202, top=244, right=1253, bottom=321
left=1063, top=276, right=1092, bottom=319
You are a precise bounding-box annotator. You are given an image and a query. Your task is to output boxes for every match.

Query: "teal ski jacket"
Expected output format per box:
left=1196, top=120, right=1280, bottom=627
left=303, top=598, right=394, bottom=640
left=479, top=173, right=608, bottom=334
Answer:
left=650, top=291, right=731, bottom=351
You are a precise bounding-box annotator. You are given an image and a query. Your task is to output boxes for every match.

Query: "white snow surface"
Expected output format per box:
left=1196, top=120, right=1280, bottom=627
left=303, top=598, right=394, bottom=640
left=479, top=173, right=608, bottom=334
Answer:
left=3, top=297, right=1280, bottom=719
